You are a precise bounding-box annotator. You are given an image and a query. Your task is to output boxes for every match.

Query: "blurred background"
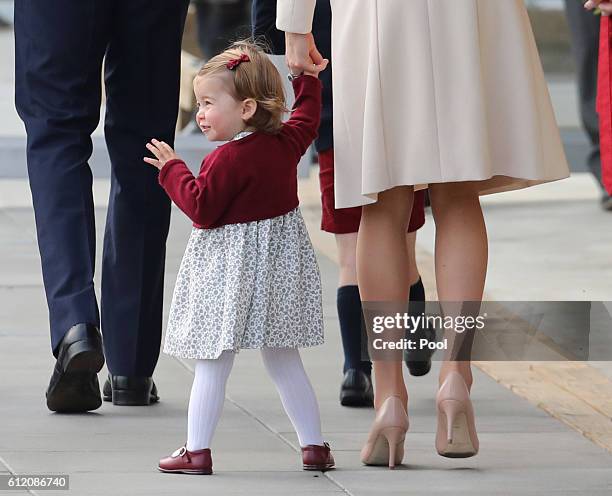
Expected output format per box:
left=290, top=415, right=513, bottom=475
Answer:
left=0, top=0, right=589, bottom=178
left=0, top=0, right=598, bottom=176
left=3, top=0, right=610, bottom=299
left=1, top=0, right=610, bottom=299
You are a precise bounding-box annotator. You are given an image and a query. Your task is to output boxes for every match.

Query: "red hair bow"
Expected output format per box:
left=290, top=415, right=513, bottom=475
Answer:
left=226, top=54, right=250, bottom=70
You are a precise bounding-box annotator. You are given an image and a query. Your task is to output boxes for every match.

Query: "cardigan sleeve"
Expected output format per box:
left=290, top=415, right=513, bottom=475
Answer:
left=158, top=149, right=247, bottom=227
left=280, top=75, right=322, bottom=160
left=276, top=0, right=316, bottom=34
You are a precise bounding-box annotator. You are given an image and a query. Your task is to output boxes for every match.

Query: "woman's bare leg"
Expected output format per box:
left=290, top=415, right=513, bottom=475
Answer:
left=357, top=186, right=414, bottom=409
left=336, top=233, right=359, bottom=287
left=405, top=231, right=421, bottom=287
left=337, top=230, right=422, bottom=379
left=338, top=232, right=421, bottom=290
left=428, top=182, right=488, bottom=390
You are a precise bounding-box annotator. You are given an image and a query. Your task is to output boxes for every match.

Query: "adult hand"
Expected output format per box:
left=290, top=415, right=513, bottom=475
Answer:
left=144, top=139, right=180, bottom=170
left=584, top=0, right=612, bottom=16
left=285, top=32, right=329, bottom=76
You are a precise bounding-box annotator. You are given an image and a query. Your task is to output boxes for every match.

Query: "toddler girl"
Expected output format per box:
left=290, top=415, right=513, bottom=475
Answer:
left=143, top=40, right=333, bottom=474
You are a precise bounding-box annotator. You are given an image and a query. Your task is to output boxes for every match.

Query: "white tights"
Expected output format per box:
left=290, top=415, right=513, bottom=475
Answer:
left=186, top=347, right=324, bottom=450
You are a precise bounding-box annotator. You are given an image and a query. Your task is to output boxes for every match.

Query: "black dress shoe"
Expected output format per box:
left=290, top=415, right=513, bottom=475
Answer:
left=339, top=369, right=373, bottom=407
left=404, top=325, right=436, bottom=377
left=46, top=323, right=105, bottom=413
left=103, top=375, right=159, bottom=406
left=405, top=358, right=432, bottom=377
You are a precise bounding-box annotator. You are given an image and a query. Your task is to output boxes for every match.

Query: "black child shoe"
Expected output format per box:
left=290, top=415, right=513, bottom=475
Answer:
left=339, top=368, right=374, bottom=407
left=404, top=278, right=435, bottom=377
left=103, top=375, right=159, bottom=406
left=46, top=323, right=105, bottom=413
left=404, top=317, right=437, bottom=376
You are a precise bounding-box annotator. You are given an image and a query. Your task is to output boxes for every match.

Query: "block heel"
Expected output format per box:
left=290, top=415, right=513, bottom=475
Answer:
left=63, top=340, right=105, bottom=373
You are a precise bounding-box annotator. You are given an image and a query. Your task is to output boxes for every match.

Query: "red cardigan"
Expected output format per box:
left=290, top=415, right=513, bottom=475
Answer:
left=158, top=76, right=322, bottom=229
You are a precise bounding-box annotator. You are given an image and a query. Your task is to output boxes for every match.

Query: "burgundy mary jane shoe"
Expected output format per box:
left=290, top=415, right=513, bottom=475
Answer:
left=158, top=445, right=213, bottom=475
left=301, top=442, right=335, bottom=471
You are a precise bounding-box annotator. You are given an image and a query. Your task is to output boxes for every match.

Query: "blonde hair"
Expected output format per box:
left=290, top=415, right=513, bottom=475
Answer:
left=197, top=40, right=288, bottom=134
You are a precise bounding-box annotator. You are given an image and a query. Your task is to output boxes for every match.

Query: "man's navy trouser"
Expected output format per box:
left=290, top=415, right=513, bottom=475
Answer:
left=14, top=0, right=189, bottom=376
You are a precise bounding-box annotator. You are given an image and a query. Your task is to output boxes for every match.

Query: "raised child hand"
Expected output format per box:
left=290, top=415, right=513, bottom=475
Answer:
left=584, top=0, right=612, bottom=15
left=303, top=54, right=329, bottom=78
left=286, top=32, right=329, bottom=79
left=144, top=139, right=180, bottom=170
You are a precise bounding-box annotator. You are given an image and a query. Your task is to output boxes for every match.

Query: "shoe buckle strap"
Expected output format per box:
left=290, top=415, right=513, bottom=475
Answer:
left=172, top=446, right=188, bottom=459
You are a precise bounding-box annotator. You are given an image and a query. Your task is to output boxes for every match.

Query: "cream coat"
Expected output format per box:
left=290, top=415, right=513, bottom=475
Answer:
left=277, top=0, right=570, bottom=208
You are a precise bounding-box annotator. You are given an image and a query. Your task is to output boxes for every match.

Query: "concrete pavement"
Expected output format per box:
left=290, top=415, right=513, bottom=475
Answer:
left=1, top=177, right=612, bottom=495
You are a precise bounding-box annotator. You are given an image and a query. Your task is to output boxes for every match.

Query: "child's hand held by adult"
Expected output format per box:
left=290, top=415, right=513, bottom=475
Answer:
left=286, top=32, right=329, bottom=78
left=144, top=139, right=180, bottom=170
left=584, top=0, right=612, bottom=16
left=303, top=56, right=329, bottom=78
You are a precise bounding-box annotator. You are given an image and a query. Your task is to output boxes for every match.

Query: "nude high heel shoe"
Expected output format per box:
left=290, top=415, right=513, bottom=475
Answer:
left=360, top=395, right=409, bottom=469
left=435, top=371, right=479, bottom=458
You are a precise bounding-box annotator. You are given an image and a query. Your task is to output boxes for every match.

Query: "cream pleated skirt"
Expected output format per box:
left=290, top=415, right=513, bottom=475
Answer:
left=329, top=0, right=571, bottom=208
